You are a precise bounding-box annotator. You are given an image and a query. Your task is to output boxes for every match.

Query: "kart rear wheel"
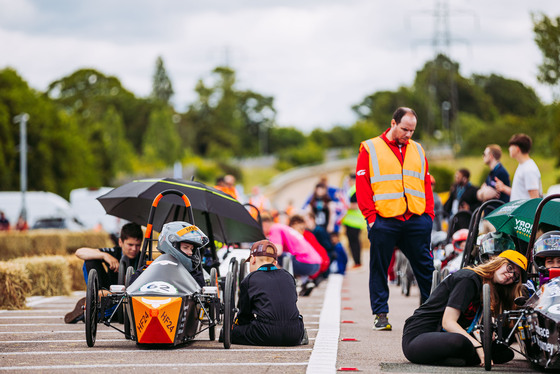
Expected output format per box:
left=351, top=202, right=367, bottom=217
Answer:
left=209, top=267, right=218, bottom=341
left=430, top=269, right=441, bottom=295
left=223, top=259, right=238, bottom=349
left=85, top=269, right=99, bottom=347
left=124, top=266, right=134, bottom=339
left=482, top=283, right=492, bottom=371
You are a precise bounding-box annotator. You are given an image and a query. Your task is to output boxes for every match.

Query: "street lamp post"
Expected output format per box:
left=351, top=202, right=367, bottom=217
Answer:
left=13, top=113, right=29, bottom=222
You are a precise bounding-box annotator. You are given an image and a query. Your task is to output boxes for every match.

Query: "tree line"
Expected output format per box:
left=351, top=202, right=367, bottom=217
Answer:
left=0, top=13, right=559, bottom=199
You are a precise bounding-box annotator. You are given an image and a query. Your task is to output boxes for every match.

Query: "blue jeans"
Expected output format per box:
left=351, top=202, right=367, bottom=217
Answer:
left=368, top=214, right=434, bottom=314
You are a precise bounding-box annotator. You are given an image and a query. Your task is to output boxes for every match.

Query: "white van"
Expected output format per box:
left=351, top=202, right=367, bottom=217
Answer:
left=69, top=187, right=123, bottom=234
left=0, top=191, right=85, bottom=230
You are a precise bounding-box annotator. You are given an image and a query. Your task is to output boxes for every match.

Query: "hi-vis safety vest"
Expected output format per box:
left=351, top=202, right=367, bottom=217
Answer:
left=360, top=137, right=426, bottom=217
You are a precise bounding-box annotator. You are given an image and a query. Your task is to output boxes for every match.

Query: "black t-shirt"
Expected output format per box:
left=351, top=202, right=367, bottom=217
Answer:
left=99, top=246, right=139, bottom=270
left=403, top=269, right=482, bottom=338
left=236, top=264, right=301, bottom=325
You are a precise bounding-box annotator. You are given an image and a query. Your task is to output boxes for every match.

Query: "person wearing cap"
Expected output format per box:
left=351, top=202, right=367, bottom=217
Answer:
left=534, top=229, right=560, bottom=286
left=227, top=240, right=307, bottom=346
left=402, top=250, right=527, bottom=367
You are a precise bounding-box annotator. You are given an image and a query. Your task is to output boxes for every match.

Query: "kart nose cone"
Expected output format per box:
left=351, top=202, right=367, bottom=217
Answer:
left=132, top=296, right=182, bottom=344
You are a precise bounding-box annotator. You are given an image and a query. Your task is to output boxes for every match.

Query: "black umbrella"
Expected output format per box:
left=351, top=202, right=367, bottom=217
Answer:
left=97, top=178, right=265, bottom=247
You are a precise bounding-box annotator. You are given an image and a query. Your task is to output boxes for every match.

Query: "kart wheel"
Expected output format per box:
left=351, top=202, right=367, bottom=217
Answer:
left=482, top=283, right=492, bottom=371
left=85, top=269, right=99, bottom=347
left=239, top=259, right=247, bottom=282
left=283, top=255, right=294, bottom=277
left=124, top=266, right=134, bottom=339
left=208, top=301, right=217, bottom=341
left=430, top=269, right=441, bottom=295
left=223, top=259, right=238, bottom=349
left=210, top=267, right=218, bottom=287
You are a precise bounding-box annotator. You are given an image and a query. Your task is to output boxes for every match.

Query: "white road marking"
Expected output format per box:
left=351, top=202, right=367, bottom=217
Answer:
left=0, top=330, right=120, bottom=334
left=307, top=273, right=342, bottom=374
left=2, top=348, right=312, bottom=355
left=0, top=309, right=69, bottom=313
left=0, top=316, right=61, bottom=319
left=0, top=339, right=124, bottom=344
left=0, top=323, right=68, bottom=326
left=0, top=363, right=309, bottom=370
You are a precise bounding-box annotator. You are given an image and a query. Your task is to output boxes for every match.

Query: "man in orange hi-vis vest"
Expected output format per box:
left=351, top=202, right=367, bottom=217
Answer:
left=356, top=107, right=435, bottom=331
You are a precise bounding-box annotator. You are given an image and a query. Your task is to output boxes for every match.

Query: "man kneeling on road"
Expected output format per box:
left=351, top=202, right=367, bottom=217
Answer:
left=64, top=222, right=143, bottom=323
left=224, top=240, right=308, bottom=346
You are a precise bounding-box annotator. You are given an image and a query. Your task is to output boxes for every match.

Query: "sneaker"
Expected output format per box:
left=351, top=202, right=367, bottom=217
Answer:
left=64, top=297, right=86, bottom=324
left=299, top=281, right=315, bottom=297
left=300, top=328, right=309, bottom=345
left=373, top=313, right=392, bottom=331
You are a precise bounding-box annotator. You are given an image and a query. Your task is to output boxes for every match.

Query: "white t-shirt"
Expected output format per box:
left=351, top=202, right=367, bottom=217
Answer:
left=510, top=158, right=542, bottom=201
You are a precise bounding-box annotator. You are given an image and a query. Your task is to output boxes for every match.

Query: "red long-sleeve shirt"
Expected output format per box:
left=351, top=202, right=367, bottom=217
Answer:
left=355, top=128, right=435, bottom=226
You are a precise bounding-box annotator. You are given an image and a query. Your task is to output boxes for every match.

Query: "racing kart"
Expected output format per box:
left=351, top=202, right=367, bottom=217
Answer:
left=480, top=194, right=560, bottom=370
left=84, top=189, right=239, bottom=349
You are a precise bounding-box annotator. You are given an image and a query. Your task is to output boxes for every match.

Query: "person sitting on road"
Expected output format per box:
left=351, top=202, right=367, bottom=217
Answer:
left=260, top=212, right=322, bottom=294
left=64, top=222, right=143, bottom=324
left=156, top=221, right=208, bottom=288
left=226, top=240, right=308, bottom=346
left=402, top=250, right=526, bottom=367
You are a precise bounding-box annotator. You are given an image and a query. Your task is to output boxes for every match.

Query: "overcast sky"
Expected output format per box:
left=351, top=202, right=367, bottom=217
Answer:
left=1, top=0, right=559, bottom=132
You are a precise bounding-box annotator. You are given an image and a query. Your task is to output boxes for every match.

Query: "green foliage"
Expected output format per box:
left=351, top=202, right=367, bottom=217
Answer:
left=277, top=141, right=324, bottom=168
left=533, top=13, right=560, bottom=87
left=151, top=56, right=174, bottom=104
left=268, top=126, right=306, bottom=154
left=142, top=107, right=181, bottom=164
left=184, top=66, right=276, bottom=158
left=428, top=165, right=454, bottom=193
left=473, top=74, right=541, bottom=116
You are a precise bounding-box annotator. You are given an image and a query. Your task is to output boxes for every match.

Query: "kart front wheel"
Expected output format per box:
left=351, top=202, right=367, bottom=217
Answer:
left=124, top=266, right=134, bottom=339
left=208, top=267, right=218, bottom=341
left=223, top=259, right=238, bottom=349
left=482, top=283, right=492, bottom=371
left=85, top=269, right=99, bottom=347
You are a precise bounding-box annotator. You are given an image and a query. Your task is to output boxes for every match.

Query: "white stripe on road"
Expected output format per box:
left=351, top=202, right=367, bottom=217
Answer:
left=0, top=323, right=68, bottom=326
left=0, top=338, right=315, bottom=344
left=0, top=330, right=119, bottom=334
left=0, top=339, right=124, bottom=344
left=2, top=348, right=312, bottom=355
left=0, top=309, right=68, bottom=314
left=307, top=273, right=343, bottom=374
left=0, top=362, right=309, bottom=370
left=26, top=296, right=68, bottom=307
left=0, top=316, right=61, bottom=319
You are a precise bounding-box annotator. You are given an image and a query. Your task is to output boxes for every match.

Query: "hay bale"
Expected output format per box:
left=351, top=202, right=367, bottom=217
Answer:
left=0, top=261, right=31, bottom=309
left=64, top=231, right=113, bottom=254
left=28, top=231, right=67, bottom=256
left=12, top=255, right=72, bottom=296
left=0, top=232, right=32, bottom=260
left=66, top=255, right=86, bottom=291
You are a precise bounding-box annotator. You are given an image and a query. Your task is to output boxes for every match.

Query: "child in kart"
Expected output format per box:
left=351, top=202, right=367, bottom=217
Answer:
left=155, top=221, right=208, bottom=288
left=227, top=240, right=308, bottom=346
left=534, top=230, right=560, bottom=286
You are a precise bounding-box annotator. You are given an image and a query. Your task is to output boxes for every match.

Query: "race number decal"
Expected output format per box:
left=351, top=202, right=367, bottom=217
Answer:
left=548, top=304, right=560, bottom=315
left=140, top=281, right=178, bottom=294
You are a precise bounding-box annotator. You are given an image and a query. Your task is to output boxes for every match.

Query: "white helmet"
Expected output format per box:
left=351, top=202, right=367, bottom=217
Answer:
left=158, top=221, right=209, bottom=271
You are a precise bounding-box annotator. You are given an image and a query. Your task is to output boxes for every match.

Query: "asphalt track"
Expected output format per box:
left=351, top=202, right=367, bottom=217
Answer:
left=0, top=255, right=537, bottom=373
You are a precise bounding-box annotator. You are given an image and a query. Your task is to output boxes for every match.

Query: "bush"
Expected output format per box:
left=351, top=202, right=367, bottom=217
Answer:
left=0, top=261, right=31, bottom=309
left=429, top=165, right=454, bottom=193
